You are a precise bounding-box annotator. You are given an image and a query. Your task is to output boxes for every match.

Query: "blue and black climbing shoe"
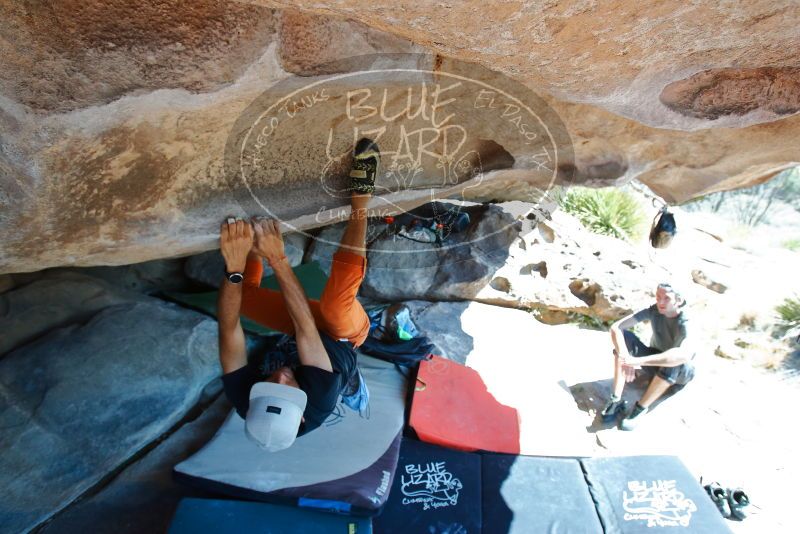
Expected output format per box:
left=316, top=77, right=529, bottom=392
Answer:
left=619, top=401, right=648, bottom=431
left=727, top=487, right=749, bottom=520
left=349, top=138, right=380, bottom=194
left=600, top=396, right=627, bottom=424
left=704, top=482, right=732, bottom=518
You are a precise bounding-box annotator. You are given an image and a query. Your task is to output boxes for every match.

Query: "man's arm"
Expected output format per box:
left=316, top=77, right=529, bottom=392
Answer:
left=217, top=218, right=252, bottom=374
left=610, top=312, right=639, bottom=360
left=252, top=218, right=333, bottom=372
left=629, top=346, right=692, bottom=367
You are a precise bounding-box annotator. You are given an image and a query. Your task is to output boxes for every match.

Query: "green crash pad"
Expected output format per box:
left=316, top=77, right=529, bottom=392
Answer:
left=163, top=262, right=329, bottom=336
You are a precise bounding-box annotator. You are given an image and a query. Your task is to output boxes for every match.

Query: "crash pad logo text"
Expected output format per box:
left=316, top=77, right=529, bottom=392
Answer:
left=622, top=479, right=697, bottom=527
left=400, top=461, right=462, bottom=510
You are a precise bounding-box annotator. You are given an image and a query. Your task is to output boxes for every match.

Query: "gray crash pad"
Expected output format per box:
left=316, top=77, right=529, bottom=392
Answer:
left=482, top=454, right=603, bottom=534
left=581, top=455, right=733, bottom=533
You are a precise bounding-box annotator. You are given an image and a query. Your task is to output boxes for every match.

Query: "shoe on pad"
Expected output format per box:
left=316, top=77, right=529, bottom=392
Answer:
left=703, top=482, right=732, bottom=519
left=727, top=487, right=749, bottom=521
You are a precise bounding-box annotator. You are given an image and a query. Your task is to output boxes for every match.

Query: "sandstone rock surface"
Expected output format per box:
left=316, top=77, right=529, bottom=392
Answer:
left=257, top=1, right=800, bottom=130
left=1, top=1, right=798, bottom=273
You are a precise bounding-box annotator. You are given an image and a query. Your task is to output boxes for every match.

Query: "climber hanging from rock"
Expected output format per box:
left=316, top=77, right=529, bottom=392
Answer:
left=599, top=283, right=697, bottom=431
left=215, top=138, right=380, bottom=451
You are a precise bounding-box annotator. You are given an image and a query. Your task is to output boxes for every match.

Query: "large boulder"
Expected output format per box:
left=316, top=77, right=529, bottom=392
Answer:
left=1, top=2, right=798, bottom=273
left=0, top=274, right=14, bottom=294
left=0, top=271, right=148, bottom=357
left=404, top=300, right=473, bottom=364
left=77, top=257, right=193, bottom=295
left=0, top=300, right=220, bottom=533
left=39, top=396, right=232, bottom=534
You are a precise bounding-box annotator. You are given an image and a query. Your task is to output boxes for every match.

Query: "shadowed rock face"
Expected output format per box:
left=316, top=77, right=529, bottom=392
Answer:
left=0, top=1, right=798, bottom=273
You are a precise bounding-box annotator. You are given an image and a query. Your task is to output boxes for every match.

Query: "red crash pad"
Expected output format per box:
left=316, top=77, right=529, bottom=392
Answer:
left=409, top=355, right=520, bottom=454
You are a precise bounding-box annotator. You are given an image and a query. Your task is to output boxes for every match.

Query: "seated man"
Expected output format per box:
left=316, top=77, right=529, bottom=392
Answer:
left=600, top=283, right=696, bottom=431
left=216, top=139, right=380, bottom=451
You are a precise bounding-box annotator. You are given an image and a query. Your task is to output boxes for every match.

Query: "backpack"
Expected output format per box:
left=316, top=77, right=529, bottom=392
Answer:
left=367, top=303, right=420, bottom=343
left=359, top=335, right=437, bottom=367
left=650, top=207, right=676, bottom=248
left=390, top=203, right=471, bottom=245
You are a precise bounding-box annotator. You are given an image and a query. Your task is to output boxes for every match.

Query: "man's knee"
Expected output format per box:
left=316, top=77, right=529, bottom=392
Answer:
left=658, top=362, right=695, bottom=387
left=654, top=366, right=691, bottom=387
left=651, top=371, right=675, bottom=387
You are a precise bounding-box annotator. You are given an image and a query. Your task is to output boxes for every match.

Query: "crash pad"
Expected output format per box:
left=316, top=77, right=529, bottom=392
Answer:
left=168, top=498, right=372, bottom=533
left=174, top=356, right=405, bottom=516
left=481, top=453, right=602, bottom=533
left=581, top=455, right=733, bottom=533
left=373, top=438, right=482, bottom=534
left=409, top=355, right=520, bottom=454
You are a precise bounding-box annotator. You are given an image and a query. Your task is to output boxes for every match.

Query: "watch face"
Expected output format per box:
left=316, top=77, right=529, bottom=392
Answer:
left=227, top=272, right=244, bottom=284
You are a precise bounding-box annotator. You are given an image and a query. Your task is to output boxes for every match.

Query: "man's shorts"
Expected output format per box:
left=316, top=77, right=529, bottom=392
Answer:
left=623, top=330, right=695, bottom=386
left=241, top=250, right=371, bottom=347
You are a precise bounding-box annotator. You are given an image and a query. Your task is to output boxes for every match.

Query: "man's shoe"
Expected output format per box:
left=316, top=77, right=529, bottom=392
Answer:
left=600, top=397, right=627, bottom=424
left=619, top=402, right=648, bottom=431
left=349, top=138, right=380, bottom=194
left=727, top=487, right=749, bottom=520
left=704, top=482, right=732, bottom=518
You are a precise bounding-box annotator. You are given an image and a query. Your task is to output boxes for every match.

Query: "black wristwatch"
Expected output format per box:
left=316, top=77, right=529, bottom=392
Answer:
left=225, top=271, right=244, bottom=284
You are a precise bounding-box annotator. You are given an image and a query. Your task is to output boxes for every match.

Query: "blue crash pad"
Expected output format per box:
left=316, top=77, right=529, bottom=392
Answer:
left=373, top=438, right=482, bottom=534
left=168, top=498, right=372, bottom=534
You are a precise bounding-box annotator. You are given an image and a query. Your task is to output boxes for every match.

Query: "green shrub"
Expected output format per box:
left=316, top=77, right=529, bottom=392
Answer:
left=558, top=187, right=645, bottom=240
left=783, top=239, right=800, bottom=251
left=776, top=296, right=800, bottom=329
left=565, top=311, right=613, bottom=331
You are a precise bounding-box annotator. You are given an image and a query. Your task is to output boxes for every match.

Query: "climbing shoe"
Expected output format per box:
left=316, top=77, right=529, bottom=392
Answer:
left=349, top=138, right=380, bottom=194
left=600, top=397, right=627, bottom=424
left=727, top=487, right=749, bottom=521
left=703, top=482, right=732, bottom=518
left=619, top=402, right=648, bottom=431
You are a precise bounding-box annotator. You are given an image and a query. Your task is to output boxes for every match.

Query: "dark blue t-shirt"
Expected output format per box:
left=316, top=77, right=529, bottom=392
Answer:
left=222, top=332, right=357, bottom=435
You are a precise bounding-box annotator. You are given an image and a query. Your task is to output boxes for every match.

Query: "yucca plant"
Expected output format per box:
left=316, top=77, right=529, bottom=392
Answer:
left=558, top=187, right=646, bottom=241
left=776, top=296, right=800, bottom=331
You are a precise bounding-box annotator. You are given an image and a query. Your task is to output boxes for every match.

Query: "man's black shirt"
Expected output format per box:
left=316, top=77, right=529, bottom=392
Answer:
left=221, top=332, right=357, bottom=435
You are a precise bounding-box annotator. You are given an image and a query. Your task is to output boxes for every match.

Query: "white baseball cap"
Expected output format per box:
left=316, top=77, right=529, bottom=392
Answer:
left=245, top=381, right=307, bottom=452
